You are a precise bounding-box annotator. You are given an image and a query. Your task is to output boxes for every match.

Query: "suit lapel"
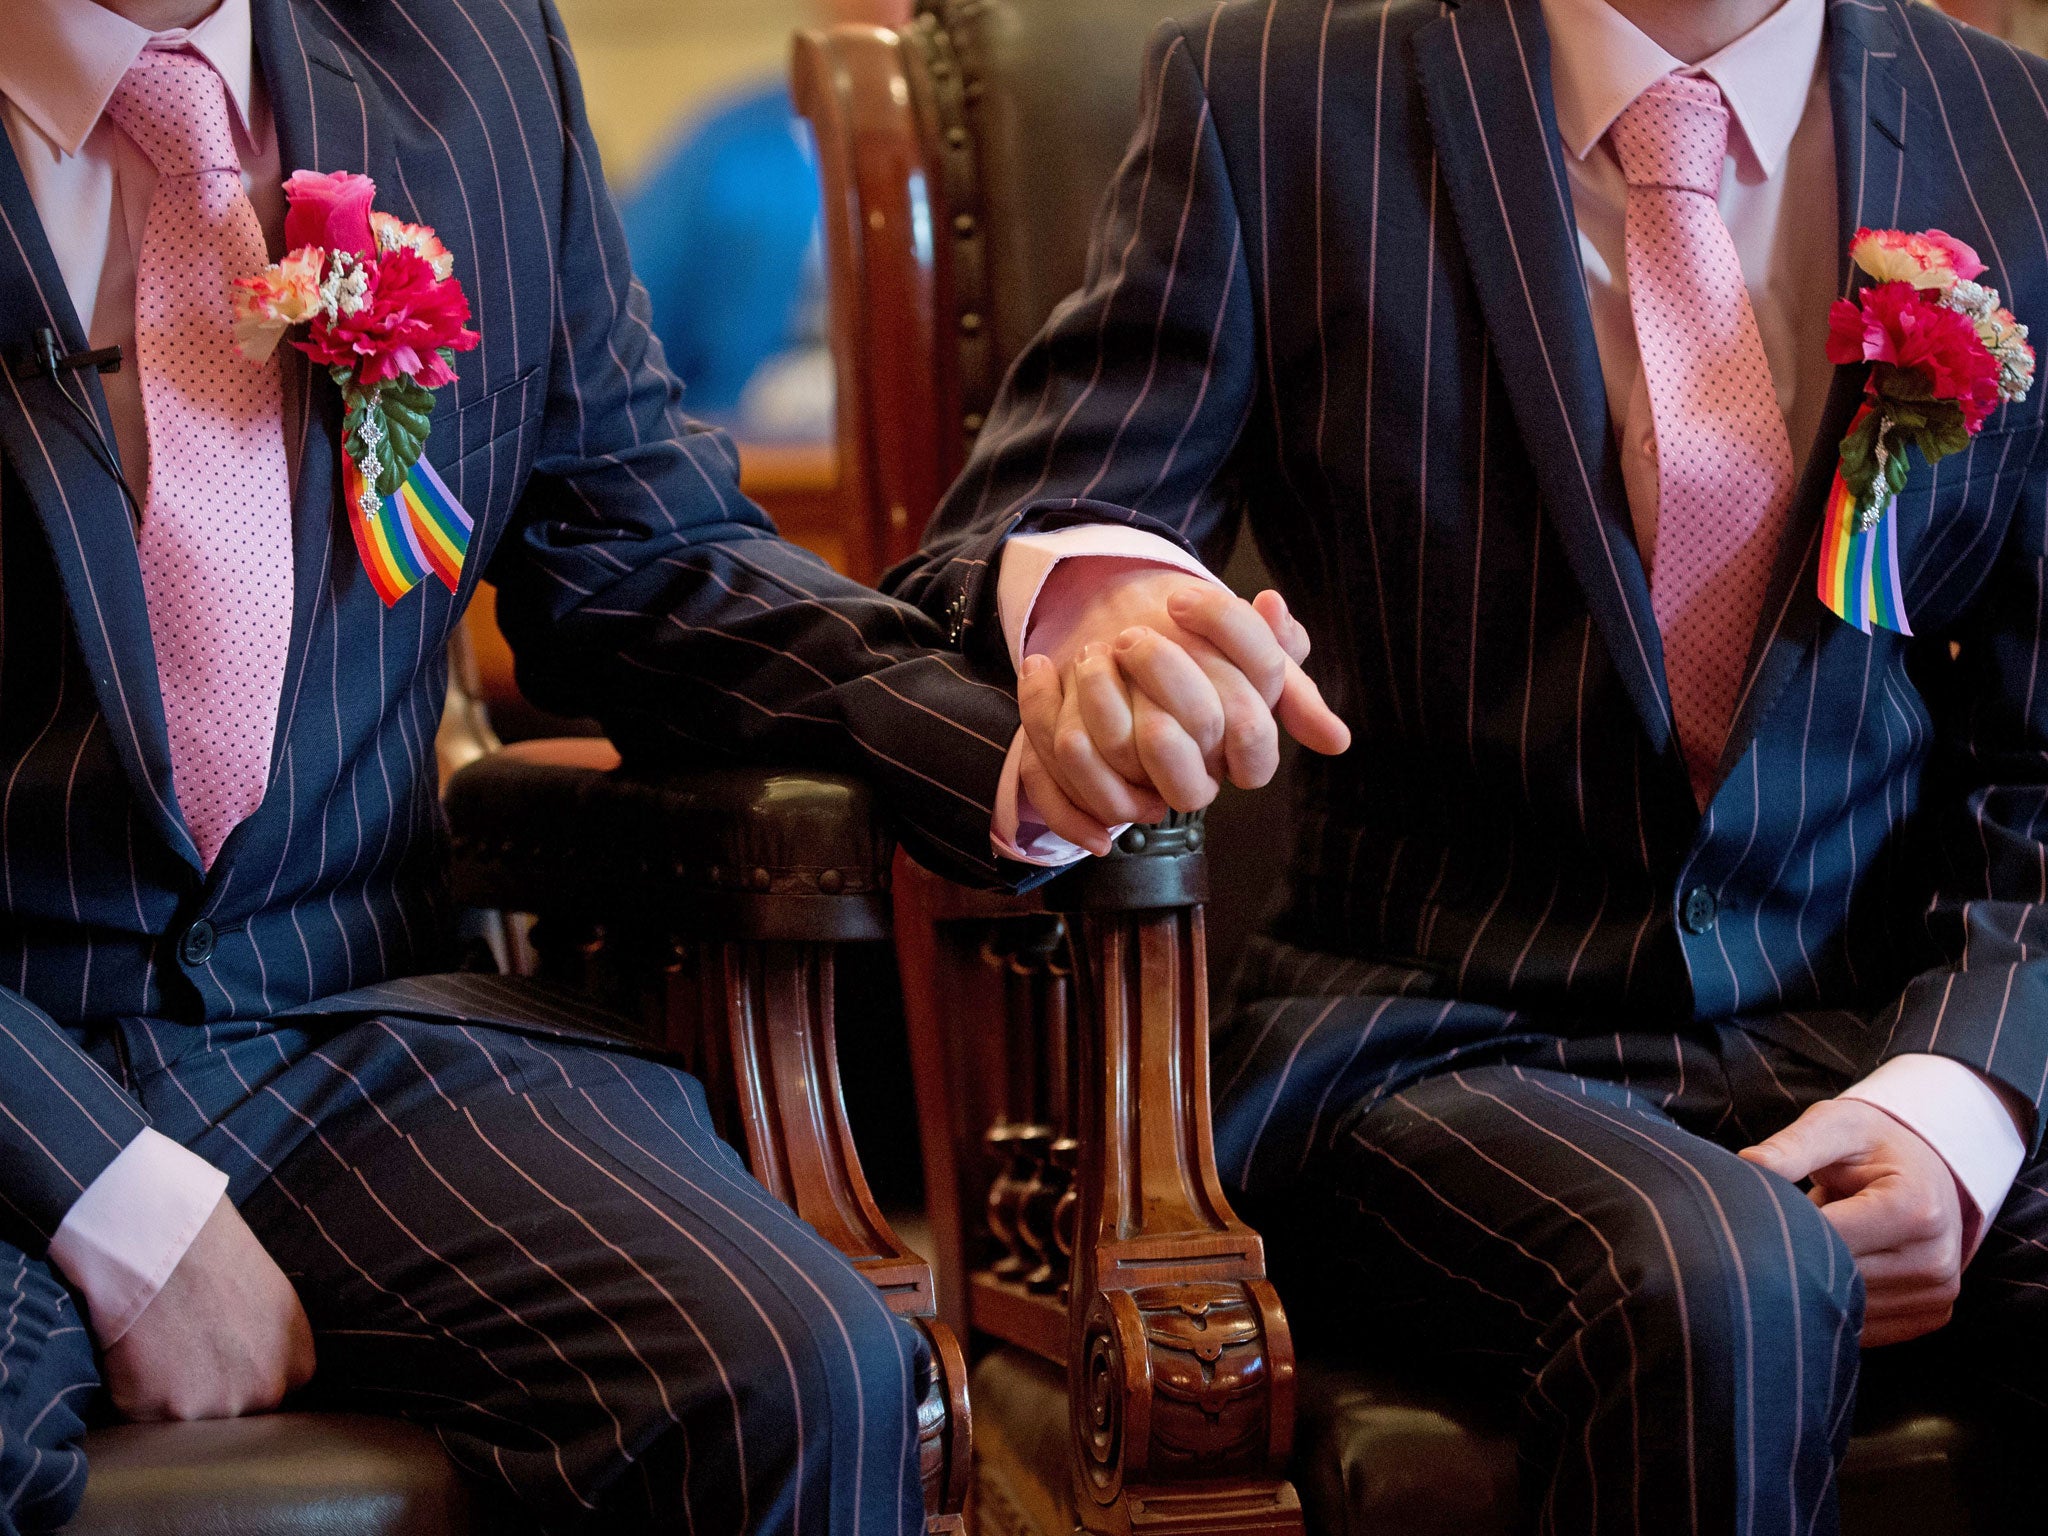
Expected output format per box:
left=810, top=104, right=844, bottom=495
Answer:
left=1713, top=0, right=1910, bottom=786
left=1414, top=0, right=1677, bottom=758
left=0, top=132, right=199, bottom=868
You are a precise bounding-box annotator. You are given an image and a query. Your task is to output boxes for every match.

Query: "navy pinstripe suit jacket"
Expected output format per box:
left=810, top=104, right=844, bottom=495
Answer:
left=0, top=0, right=1025, bottom=1255
left=891, top=0, right=2048, bottom=1185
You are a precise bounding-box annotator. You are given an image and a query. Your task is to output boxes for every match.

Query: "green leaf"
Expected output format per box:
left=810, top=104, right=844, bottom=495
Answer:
left=1883, top=439, right=1913, bottom=501
left=340, top=375, right=441, bottom=498
left=1836, top=408, right=1883, bottom=504
left=1880, top=365, right=1938, bottom=403
left=380, top=376, right=436, bottom=479
left=1916, top=401, right=1972, bottom=465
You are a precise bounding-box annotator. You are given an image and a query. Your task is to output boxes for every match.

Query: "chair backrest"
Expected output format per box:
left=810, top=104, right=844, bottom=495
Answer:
left=928, top=0, right=1168, bottom=411
left=795, top=0, right=1169, bottom=578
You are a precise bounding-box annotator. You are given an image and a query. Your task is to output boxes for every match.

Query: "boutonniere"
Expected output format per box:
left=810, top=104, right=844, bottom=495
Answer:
left=231, top=171, right=482, bottom=607
left=1818, top=227, right=2035, bottom=636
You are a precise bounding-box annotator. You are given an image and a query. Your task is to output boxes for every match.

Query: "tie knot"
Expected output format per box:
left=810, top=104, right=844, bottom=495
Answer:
left=1609, top=73, right=1729, bottom=198
left=104, top=47, right=240, bottom=178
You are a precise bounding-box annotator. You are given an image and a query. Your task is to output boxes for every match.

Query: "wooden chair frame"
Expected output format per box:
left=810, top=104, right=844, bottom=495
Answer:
left=796, top=19, right=1304, bottom=1533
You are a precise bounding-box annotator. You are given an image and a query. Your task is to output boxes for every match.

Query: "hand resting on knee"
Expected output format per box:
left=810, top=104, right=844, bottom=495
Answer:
left=1741, top=1099, right=1964, bottom=1348
left=103, top=1197, right=316, bottom=1422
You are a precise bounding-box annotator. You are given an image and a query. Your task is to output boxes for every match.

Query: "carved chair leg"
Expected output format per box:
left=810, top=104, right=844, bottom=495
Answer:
left=664, top=933, right=970, bottom=1530
left=1060, top=905, right=1302, bottom=1536
left=919, top=1316, right=974, bottom=1536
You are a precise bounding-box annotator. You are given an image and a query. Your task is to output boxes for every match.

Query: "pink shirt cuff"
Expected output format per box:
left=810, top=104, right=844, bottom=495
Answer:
left=990, top=526, right=1224, bottom=866
left=1839, top=1054, right=2030, bottom=1260
left=993, top=524, right=1222, bottom=669
left=47, top=1126, right=228, bottom=1347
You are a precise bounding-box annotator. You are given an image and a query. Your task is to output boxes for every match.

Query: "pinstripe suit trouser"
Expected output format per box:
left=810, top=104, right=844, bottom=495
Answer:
left=0, top=1014, right=928, bottom=1536
left=1222, top=946, right=2048, bottom=1536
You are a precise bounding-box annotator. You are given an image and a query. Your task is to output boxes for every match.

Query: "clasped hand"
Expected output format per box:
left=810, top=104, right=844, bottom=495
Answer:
left=1014, top=564, right=1352, bottom=855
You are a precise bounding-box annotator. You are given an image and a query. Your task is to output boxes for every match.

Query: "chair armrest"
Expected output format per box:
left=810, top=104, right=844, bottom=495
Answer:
left=1041, top=816, right=1209, bottom=912
left=444, top=741, right=894, bottom=944
left=1041, top=814, right=1303, bottom=1532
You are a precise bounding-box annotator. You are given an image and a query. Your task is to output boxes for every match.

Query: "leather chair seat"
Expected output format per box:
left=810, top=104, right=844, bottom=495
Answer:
left=445, top=742, right=894, bottom=942
left=970, top=1345, right=1987, bottom=1536
left=66, top=1414, right=526, bottom=1536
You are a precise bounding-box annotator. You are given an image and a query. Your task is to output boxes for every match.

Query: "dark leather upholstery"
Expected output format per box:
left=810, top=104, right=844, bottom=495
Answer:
left=927, top=0, right=1161, bottom=410
left=968, top=1345, right=1986, bottom=1536
left=65, top=1415, right=523, bottom=1536
left=445, top=741, right=895, bottom=943
left=1286, top=1360, right=1981, bottom=1536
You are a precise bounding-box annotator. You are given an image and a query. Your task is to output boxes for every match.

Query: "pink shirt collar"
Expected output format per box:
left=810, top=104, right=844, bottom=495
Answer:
left=1538, top=0, right=1826, bottom=179
left=0, top=0, right=256, bottom=158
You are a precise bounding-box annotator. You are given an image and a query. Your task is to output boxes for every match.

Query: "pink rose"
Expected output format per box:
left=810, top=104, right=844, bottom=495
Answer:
left=283, top=170, right=377, bottom=257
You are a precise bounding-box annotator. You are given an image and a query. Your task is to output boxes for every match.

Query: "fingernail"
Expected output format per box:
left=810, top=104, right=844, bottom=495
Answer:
left=1021, top=654, right=1048, bottom=679
left=1168, top=588, right=1198, bottom=612
left=1116, top=627, right=1148, bottom=649
left=1082, top=641, right=1111, bottom=662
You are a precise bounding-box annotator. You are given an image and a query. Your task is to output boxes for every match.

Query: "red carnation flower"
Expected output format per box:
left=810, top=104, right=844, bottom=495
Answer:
left=294, top=247, right=481, bottom=388
left=1828, top=280, right=2003, bottom=432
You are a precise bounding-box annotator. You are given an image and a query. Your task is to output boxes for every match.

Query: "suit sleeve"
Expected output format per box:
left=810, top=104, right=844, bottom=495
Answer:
left=487, top=0, right=1024, bottom=888
left=880, top=19, right=1263, bottom=677
left=1882, top=427, right=2048, bottom=1152
left=0, top=984, right=151, bottom=1254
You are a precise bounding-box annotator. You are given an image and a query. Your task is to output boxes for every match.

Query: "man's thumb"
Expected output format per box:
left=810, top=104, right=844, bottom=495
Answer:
left=1738, top=1102, right=1861, bottom=1184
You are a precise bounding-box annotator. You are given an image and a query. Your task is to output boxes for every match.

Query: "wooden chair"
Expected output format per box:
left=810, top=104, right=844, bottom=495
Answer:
left=797, top=6, right=1302, bottom=1532
left=792, top=5, right=2005, bottom=1535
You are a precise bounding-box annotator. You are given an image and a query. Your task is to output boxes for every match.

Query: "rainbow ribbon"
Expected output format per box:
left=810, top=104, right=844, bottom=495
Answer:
left=1817, top=407, right=1912, bottom=638
left=342, top=453, right=472, bottom=608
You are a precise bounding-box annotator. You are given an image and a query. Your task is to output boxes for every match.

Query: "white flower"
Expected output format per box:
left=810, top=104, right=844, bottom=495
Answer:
left=317, top=250, right=371, bottom=321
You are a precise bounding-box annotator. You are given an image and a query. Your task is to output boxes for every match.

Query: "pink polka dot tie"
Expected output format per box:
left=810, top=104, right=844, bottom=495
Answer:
left=105, top=47, right=294, bottom=868
left=1610, top=75, right=1795, bottom=807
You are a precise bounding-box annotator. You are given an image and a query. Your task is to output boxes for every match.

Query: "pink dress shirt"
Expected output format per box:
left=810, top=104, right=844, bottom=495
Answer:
left=991, top=0, right=2028, bottom=1248
left=2, top=0, right=280, bottom=1346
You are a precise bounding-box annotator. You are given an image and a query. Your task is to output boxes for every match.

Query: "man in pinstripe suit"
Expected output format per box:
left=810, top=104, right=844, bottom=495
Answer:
left=0, top=0, right=1041, bottom=1531
left=891, top=0, right=2048, bottom=1526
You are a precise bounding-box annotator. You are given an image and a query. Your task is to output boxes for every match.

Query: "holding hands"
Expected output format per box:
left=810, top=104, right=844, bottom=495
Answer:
left=1013, top=562, right=1351, bottom=856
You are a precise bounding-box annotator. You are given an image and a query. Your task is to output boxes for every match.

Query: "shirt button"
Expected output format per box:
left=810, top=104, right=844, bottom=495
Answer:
left=1681, top=886, right=1718, bottom=936
left=180, top=920, right=217, bottom=966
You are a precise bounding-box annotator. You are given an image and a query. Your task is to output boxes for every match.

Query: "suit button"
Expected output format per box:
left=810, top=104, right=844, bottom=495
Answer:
left=180, top=920, right=217, bottom=966
left=1680, top=887, right=1718, bottom=935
